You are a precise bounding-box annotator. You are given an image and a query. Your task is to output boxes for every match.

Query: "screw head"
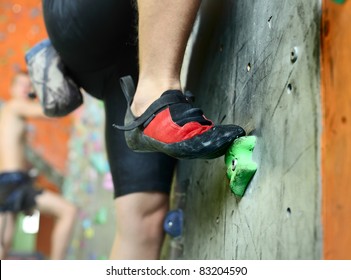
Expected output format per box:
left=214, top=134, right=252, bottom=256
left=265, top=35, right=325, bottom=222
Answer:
left=232, top=159, right=238, bottom=171
left=290, top=47, right=298, bottom=63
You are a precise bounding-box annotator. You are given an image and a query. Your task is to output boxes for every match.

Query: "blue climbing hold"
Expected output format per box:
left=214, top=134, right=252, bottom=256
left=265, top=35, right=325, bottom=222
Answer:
left=163, top=209, right=183, bottom=238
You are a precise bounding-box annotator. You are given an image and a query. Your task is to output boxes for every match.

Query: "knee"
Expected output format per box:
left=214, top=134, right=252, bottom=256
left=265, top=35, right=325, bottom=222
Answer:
left=138, top=209, right=167, bottom=245
left=120, top=205, right=168, bottom=245
left=61, top=202, right=78, bottom=222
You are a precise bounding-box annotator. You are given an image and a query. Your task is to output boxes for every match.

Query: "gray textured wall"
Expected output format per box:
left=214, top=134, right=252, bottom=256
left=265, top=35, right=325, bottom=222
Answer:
left=171, top=0, right=322, bottom=260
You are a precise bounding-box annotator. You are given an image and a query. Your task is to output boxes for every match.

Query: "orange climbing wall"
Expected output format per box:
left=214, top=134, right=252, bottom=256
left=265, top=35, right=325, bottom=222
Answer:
left=0, top=0, right=72, bottom=174
left=0, top=0, right=73, bottom=258
left=321, top=0, right=351, bottom=259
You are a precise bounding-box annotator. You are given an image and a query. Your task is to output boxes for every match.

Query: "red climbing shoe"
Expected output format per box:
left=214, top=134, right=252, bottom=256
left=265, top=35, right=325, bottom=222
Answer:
left=114, top=76, right=246, bottom=159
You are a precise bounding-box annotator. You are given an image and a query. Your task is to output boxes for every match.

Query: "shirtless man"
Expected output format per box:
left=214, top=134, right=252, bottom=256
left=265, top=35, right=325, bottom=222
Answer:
left=0, top=71, right=77, bottom=260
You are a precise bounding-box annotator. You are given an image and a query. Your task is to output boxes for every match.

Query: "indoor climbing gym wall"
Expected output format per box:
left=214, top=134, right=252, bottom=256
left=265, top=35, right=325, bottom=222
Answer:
left=165, top=0, right=351, bottom=260
left=0, top=0, right=115, bottom=259
left=63, top=94, right=115, bottom=260
left=2, top=0, right=351, bottom=262
left=0, top=0, right=72, bottom=258
left=0, top=0, right=71, bottom=177
left=176, top=0, right=321, bottom=260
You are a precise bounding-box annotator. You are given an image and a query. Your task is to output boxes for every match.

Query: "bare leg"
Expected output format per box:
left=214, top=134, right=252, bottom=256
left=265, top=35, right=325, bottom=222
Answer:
left=109, top=192, right=169, bottom=260
left=0, top=212, right=16, bottom=259
left=120, top=0, right=245, bottom=159
left=132, top=0, right=201, bottom=116
left=35, top=191, right=77, bottom=260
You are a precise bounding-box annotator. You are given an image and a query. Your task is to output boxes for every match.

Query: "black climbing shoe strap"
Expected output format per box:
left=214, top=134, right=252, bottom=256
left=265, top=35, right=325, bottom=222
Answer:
left=115, top=90, right=189, bottom=131
left=120, top=76, right=136, bottom=105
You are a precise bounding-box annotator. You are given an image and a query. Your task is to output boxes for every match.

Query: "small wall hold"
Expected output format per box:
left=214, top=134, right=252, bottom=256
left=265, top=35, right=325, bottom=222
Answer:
left=287, top=83, right=293, bottom=94
left=89, top=153, right=110, bottom=174
left=247, top=63, right=251, bottom=72
left=102, top=172, right=114, bottom=191
left=12, top=4, right=22, bottom=14
left=84, top=228, right=95, bottom=239
left=88, top=253, right=97, bottom=260
left=163, top=209, right=183, bottom=238
left=224, top=136, right=258, bottom=197
left=82, top=218, right=92, bottom=229
left=332, top=0, right=346, bottom=4
left=30, top=8, right=40, bottom=18
left=290, top=47, right=298, bottom=63
left=94, top=207, right=108, bottom=225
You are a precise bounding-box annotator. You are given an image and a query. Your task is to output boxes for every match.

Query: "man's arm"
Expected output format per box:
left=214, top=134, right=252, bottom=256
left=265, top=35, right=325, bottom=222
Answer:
left=6, top=99, right=45, bottom=118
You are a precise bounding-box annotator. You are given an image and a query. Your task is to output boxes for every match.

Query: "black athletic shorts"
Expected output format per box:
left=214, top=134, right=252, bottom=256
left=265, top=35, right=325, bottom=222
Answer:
left=0, top=172, right=42, bottom=213
left=42, top=0, right=177, bottom=198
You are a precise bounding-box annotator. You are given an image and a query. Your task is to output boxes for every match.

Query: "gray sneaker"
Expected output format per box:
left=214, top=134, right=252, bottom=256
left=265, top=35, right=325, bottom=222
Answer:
left=25, top=39, right=83, bottom=117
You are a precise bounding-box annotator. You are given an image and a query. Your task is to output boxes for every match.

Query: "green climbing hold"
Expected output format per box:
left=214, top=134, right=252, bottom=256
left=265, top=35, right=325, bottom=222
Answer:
left=332, top=0, right=346, bottom=4
left=225, top=136, right=257, bottom=197
left=94, top=207, right=108, bottom=225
